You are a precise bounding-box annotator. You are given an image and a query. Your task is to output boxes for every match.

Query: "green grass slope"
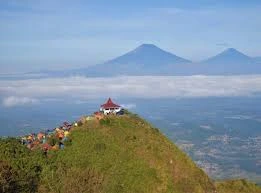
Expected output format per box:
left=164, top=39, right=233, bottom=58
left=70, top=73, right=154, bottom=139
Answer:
left=40, top=113, right=216, bottom=193
left=1, top=113, right=260, bottom=193
left=216, top=179, right=261, bottom=193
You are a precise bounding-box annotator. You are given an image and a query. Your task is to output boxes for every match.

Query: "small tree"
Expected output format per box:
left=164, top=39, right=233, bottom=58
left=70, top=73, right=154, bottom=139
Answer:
left=0, top=161, right=18, bottom=193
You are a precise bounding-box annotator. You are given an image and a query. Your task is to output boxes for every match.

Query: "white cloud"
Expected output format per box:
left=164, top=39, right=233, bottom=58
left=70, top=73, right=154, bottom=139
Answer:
left=2, top=96, right=38, bottom=107
left=121, top=103, right=137, bottom=109
left=1, top=75, right=261, bottom=107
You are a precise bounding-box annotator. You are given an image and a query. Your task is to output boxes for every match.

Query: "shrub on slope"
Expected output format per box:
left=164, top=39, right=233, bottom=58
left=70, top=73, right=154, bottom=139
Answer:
left=216, top=179, right=261, bottom=193
left=0, top=138, right=44, bottom=193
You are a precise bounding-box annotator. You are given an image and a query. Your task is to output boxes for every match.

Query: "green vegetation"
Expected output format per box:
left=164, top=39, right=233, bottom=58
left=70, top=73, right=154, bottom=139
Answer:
left=0, top=113, right=260, bottom=193
left=216, top=179, right=261, bottom=193
left=0, top=138, right=45, bottom=193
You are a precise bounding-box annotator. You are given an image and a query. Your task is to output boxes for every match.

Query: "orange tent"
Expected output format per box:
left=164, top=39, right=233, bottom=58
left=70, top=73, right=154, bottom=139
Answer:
left=94, top=112, right=104, bottom=120
left=42, top=143, right=51, bottom=151
left=37, top=132, right=45, bottom=140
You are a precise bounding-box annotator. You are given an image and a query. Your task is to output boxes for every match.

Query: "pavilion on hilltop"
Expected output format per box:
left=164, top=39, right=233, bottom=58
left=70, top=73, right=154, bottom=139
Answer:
left=100, top=98, right=123, bottom=115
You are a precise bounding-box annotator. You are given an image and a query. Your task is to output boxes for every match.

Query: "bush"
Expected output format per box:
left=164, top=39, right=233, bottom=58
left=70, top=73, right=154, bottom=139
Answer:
left=0, top=161, right=18, bottom=193
left=77, top=121, right=83, bottom=127
left=0, top=138, right=44, bottom=193
left=99, top=118, right=111, bottom=126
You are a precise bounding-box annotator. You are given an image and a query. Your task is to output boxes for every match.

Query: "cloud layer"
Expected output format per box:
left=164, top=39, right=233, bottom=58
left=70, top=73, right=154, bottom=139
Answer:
left=1, top=75, right=261, bottom=107
left=2, top=96, right=38, bottom=107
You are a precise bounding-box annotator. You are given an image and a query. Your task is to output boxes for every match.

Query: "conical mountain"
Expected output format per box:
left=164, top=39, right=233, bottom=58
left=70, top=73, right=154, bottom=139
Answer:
left=106, top=44, right=191, bottom=66
left=85, top=44, right=191, bottom=76
left=203, top=48, right=252, bottom=65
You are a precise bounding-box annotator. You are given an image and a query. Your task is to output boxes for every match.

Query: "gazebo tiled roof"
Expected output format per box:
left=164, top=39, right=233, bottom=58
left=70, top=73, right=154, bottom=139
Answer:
left=101, top=98, right=121, bottom=109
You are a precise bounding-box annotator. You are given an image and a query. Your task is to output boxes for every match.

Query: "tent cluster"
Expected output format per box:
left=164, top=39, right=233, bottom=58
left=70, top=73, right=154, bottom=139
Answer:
left=20, top=121, right=72, bottom=154
left=20, top=114, right=101, bottom=154
left=19, top=98, right=124, bottom=154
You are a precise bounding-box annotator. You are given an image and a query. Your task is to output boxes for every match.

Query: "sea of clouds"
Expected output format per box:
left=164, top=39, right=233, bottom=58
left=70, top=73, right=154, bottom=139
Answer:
left=1, top=75, right=261, bottom=107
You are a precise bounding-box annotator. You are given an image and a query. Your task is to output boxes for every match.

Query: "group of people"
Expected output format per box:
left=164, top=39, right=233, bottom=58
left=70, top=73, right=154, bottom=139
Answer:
left=20, top=121, right=72, bottom=154
left=19, top=112, right=113, bottom=154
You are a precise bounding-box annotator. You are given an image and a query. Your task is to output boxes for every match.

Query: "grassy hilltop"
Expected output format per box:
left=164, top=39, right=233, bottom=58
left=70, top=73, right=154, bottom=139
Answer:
left=0, top=112, right=260, bottom=193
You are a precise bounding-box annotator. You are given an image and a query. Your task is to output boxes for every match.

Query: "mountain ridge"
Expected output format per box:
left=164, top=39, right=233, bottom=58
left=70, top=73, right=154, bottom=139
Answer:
left=203, top=48, right=253, bottom=65
left=83, top=45, right=261, bottom=76
left=3, top=44, right=261, bottom=78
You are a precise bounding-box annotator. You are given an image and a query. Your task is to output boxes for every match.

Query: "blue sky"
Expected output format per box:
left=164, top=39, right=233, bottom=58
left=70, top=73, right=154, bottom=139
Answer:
left=0, top=0, right=260, bottom=73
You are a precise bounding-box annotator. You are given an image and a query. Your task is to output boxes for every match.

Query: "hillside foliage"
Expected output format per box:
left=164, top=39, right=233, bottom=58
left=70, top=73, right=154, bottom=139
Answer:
left=0, top=113, right=260, bottom=193
left=216, top=179, right=261, bottom=193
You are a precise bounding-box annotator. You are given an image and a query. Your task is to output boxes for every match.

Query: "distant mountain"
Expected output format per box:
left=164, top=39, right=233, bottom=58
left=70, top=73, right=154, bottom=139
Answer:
left=7, top=45, right=261, bottom=79
left=84, top=44, right=191, bottom=76
left=106, top=44, right=191, bottom=65
left=198, top=48, right=261, bottom=75
left=83, top=46, right=261, bottom=76
left=203, top=48, right=253, bottom=65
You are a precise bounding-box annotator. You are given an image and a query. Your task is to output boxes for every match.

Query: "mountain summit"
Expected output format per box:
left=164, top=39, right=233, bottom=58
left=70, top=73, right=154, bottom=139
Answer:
left=106, top=43, right=191, bottom=66
left=203, top=48, right=252, bottom=65
left=85, top=44, right=191, bottom=76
